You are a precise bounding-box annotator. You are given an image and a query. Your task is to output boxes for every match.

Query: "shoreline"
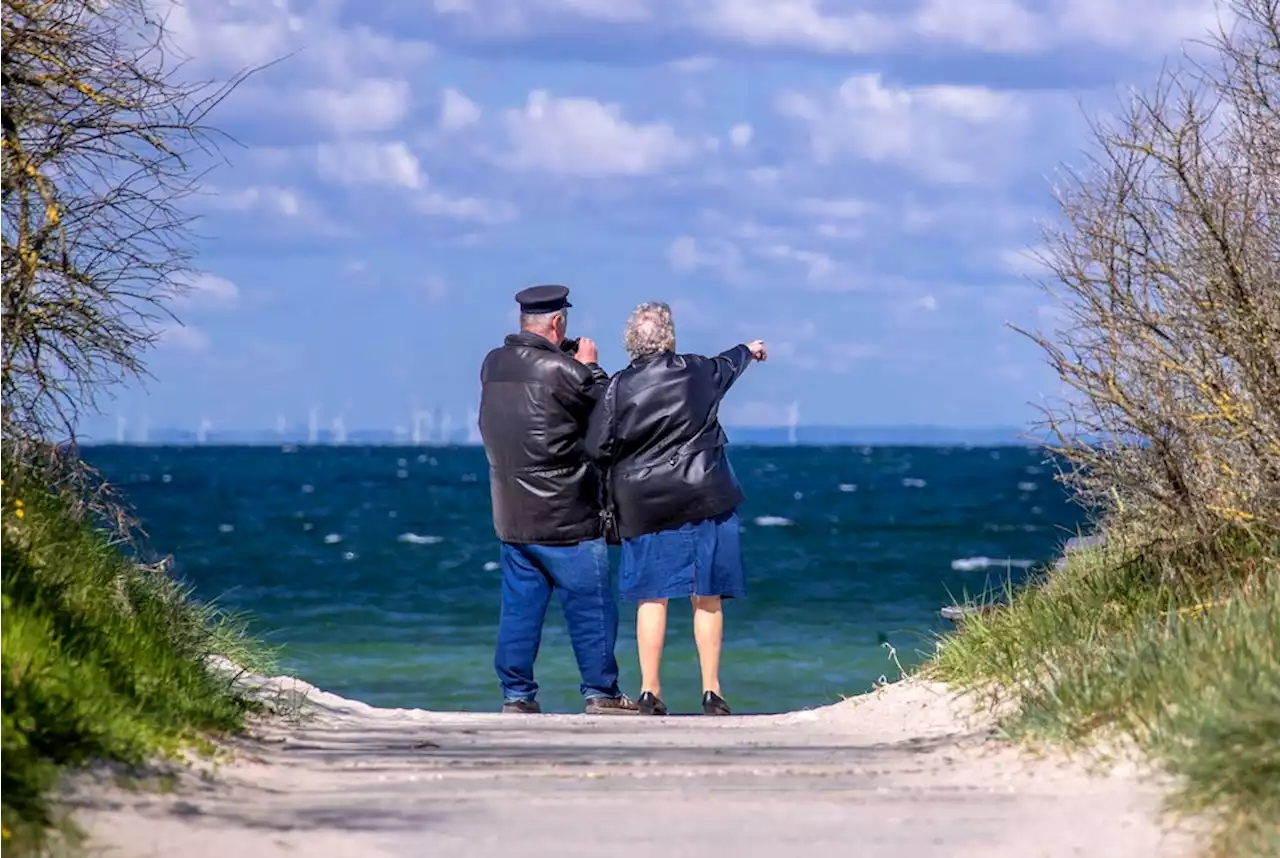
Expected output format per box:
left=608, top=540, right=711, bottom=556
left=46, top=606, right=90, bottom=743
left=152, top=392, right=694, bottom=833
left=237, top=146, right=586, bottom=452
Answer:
left=61, top=662, right=1201, bottom=858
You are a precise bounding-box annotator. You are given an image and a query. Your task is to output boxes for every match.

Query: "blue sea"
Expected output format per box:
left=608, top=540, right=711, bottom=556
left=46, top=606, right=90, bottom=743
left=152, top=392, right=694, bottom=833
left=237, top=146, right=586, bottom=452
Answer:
left=86, top=445, right=1084, bottom=715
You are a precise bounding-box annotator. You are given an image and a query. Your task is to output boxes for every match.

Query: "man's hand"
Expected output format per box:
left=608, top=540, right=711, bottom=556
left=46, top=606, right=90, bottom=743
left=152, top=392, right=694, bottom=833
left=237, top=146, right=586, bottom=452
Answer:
left=747, top=340, right=767, bottom=361
left=575, top=337, right=600, bottom=365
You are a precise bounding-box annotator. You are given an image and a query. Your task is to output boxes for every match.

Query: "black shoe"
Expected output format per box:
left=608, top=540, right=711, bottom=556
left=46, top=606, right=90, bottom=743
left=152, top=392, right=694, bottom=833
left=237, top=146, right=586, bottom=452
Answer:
left=702, top=691, right=731, bottom=716
left=585, top=694, right=640, bottom=715
left=501, top=698, right=542, bottom=714
left=637, top=691, right=668, bottom=716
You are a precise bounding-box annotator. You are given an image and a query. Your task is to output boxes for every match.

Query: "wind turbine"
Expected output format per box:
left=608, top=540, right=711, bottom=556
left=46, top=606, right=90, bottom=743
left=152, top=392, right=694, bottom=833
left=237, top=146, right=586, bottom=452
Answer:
left=787, top=401, right=800, bottom=446
left=439, top=409, right=454, bottom=445
left=411, top=408, right=434, bottom=445
left=466, top=407, right=482, bottom=445
left=197, top=417, right=212, bottom=444
left=307, top=406, right=320, bottom=445
left=115, top=414, right=127, bottom=444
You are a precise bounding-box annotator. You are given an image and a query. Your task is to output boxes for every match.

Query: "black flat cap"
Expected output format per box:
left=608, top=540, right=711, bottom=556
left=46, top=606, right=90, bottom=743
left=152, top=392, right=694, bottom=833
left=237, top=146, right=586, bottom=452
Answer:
left=515, top=284, right=572, bottom=314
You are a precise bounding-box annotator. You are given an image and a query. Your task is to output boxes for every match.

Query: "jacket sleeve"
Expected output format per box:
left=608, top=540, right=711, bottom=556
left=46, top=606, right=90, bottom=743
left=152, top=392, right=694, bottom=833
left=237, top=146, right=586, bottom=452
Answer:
left=581, top=363, right=609, bottom=403
left=708, top=344, right=753, bottom=397
left=584, top=376, right=616, bottom=464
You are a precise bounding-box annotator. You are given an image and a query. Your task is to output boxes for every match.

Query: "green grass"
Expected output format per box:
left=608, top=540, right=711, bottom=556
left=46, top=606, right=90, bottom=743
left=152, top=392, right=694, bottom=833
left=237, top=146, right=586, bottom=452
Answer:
left=1, top=467, right=268, bottom=854
left=931, top=528, right=1280, bottom=857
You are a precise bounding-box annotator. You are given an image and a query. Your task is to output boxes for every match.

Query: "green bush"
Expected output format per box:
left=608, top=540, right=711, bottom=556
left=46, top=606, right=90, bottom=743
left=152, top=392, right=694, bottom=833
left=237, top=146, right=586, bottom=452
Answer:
left=1, top=468, right=261, bottom=853
left=933, top=529, right=1280, bottom=857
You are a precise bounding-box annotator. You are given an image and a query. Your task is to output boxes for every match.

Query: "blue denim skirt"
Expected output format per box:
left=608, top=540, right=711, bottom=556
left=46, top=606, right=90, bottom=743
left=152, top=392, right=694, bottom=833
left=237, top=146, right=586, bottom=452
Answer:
left=618, top=510, right=746, bottom=602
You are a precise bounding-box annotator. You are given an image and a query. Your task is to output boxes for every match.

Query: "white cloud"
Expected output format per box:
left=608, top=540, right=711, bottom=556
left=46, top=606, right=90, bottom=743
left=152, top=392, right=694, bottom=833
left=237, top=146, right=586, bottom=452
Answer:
left=909, top=0, right=1044, bottom=51
left=156, top=322, right=211, bottom=353
left=1000, top=245, right=1054, bottom=278
left=211, top=185, right=303, bottom=217
left=501, top=90, right=694, bottom=177
left=432, top=0, right=650, bottom=29
left=298, top=78, right=411, bottom=134
left=315, top=141, right=423, bottom=189
left=423, top=0, right=1216, bottom=57
left=414, top=191, right=518, bottom=224
left=440, top=87, right=482, bottom=131
left=758, top=243, right=843, bottom=284
left=173, top=273, right=239, bottom=309
left=691, top=0, right=896, bottom=53
left=1047, top=0, right=1218, bottom=53
left=729, top=123, right=753, bottom=149
left=689, top=0, right=1216, bottom=56
left=797, top=197, right=872, bottom=242
left=158, top=0, right=434, bottom=77
left=153, top=0, right=434, bottom=152
left=554, top=0, right=651, bottom=22
left=778, top=73, right=1032, bottom=184
left=666, top=235, right=744, bottom=281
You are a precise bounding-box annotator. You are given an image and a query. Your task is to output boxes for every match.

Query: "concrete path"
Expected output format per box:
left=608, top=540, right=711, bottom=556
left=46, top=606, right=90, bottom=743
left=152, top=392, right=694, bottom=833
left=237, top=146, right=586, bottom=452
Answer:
left=66, top=675, right=1199, bottom=858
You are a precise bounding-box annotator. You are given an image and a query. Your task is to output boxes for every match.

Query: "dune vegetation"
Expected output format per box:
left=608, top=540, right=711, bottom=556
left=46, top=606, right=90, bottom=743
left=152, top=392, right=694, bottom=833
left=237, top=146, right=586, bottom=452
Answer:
left=1, top=464, right=264, bottom=853
left=932, top=3, right=1280, bottom=856
left=2, top=0, right=266, bottom=852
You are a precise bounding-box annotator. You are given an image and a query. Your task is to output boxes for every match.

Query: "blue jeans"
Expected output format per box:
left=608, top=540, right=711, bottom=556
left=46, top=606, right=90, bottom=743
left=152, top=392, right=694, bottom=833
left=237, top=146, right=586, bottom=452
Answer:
left=495, top=538, right=622, bottom=703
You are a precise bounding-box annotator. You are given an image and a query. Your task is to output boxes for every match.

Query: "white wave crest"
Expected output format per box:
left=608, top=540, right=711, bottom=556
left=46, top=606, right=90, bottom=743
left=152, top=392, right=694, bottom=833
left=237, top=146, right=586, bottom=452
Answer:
left=902, top=478, right=928, bottom=488
left=483, top=561, right=501, bottom=572
left=398, top=533, right=444, bottom=545
left=323, top=533, right=343, bottom=544
left=950, top=556, right=1035, bottom=572
left=753, top=515, right=794, bottom=527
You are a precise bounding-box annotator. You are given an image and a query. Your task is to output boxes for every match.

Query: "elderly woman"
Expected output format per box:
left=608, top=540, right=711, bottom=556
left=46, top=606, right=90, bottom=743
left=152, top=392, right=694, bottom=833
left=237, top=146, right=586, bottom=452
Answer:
left=585, top=302, right=766, bottom=717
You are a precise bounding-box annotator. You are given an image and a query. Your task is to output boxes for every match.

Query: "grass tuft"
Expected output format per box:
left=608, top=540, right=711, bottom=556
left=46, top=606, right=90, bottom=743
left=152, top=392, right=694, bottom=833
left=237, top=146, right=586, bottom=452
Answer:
left=931, top=527, right=1280, bottom=857
left=1, top=465, right=267, bottom=855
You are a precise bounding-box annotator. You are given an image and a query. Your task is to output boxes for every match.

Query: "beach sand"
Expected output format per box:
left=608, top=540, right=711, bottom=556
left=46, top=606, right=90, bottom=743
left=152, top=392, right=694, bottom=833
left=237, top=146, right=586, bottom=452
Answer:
left=63, top=663, right=1200, bottom=857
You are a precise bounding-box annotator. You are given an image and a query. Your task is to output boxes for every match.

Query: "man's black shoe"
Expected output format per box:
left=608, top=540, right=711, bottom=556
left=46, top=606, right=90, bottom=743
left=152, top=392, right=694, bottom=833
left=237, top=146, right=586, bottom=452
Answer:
left=501, top=698, right=542, bottom=714
left=702, top=691, right=731, bottom=716
left=585, top=694, right=640, bottom=715
left=637, top=691, right=668, bottom=716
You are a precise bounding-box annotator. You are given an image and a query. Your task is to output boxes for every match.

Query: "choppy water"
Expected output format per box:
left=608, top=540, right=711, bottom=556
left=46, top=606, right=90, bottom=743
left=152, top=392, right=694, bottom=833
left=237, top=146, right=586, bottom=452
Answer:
left=86, top=445, right=1084, bottom=715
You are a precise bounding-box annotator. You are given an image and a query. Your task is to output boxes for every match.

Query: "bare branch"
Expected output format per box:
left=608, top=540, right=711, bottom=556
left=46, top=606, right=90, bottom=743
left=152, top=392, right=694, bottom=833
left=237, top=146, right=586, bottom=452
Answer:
left=1, top=0, right=258, bottom=531
left=1018, top=0, right=1280, bottom=561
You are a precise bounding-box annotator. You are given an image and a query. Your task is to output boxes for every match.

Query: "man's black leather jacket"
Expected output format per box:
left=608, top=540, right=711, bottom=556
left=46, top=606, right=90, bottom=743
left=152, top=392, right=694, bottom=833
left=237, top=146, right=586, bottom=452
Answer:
left=479, top=332, right=608, bottom=545
left=585, top=345, right=753, bottom=540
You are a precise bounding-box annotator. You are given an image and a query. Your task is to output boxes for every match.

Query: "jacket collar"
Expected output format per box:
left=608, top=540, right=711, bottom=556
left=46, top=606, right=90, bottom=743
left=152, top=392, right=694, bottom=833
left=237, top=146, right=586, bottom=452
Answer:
left=629, top=349, right=673, bottom=369
left=506, top=331, right=558, bottom=351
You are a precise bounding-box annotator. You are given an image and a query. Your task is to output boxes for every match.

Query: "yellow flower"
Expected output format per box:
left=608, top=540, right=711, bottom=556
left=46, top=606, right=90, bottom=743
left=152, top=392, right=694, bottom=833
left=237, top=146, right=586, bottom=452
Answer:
left=14, top=499, right=23, bottom=507
left=15, top=509, right=24, bottom=519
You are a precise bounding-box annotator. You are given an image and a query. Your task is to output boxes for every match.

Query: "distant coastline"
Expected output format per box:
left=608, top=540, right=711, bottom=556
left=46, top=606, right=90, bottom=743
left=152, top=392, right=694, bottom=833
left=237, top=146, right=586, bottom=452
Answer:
left=78, top=424, right=1049, bottom=448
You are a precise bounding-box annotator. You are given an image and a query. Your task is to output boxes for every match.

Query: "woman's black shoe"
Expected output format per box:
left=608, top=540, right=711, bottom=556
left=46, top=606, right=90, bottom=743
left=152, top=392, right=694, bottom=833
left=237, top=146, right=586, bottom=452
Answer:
left=637, top=691, right=668, bottom=716
left=702, top=691, right=731, bottom=716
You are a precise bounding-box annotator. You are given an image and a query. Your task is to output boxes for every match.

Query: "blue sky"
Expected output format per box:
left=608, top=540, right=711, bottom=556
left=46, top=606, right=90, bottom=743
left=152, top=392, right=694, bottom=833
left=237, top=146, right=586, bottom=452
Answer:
left=84, top=0, right=1220, bottom=441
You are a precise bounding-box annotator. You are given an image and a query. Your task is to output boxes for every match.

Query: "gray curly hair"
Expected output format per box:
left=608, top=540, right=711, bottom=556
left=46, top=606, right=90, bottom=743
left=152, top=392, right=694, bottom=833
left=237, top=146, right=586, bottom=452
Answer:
left=623, top=302, right=676, bottom=361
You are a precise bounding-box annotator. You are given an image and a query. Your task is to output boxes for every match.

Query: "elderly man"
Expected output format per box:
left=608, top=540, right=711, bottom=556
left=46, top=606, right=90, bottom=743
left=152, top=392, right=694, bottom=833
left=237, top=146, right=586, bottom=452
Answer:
left=478, top=284, right=637, bottom=715
left=586, top=301, right=766, bottom=716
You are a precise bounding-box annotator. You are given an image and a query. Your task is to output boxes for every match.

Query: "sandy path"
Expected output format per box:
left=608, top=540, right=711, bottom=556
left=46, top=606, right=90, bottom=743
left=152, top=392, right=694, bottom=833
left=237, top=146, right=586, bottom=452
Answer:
left=65, top=671, right=1198, bottom=858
